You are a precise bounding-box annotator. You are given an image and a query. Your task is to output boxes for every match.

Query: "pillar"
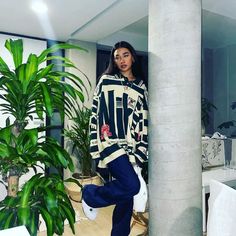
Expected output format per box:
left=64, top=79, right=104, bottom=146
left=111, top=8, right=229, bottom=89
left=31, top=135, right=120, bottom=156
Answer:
left=148, top=0, right=202, bottom=235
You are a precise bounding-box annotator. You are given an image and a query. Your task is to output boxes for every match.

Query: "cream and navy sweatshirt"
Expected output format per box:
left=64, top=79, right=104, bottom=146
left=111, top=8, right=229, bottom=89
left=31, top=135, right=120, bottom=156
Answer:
left=89, top=73, right=148, bottom=168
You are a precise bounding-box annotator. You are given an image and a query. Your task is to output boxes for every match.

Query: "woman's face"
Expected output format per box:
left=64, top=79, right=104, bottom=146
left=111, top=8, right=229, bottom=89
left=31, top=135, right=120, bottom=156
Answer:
left=113, top=47, right=134, bottom=74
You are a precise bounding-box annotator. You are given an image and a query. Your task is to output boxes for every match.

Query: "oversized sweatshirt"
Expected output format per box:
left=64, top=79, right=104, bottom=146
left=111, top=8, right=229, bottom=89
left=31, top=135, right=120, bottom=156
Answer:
left=89, top=73, right=148, bottom=168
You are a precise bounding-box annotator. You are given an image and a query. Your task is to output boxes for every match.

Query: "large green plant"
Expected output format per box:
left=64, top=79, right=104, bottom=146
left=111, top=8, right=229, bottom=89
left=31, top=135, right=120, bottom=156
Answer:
left=64, top=106, right=93, bottom=177
left=0, top=38, right=87, bottom=235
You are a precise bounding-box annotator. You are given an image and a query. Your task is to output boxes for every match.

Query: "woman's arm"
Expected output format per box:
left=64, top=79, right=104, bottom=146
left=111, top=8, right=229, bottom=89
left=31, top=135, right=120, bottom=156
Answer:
left=89, top=80, right=103, bottom=160
left=134, top=88, right=148, bottom=167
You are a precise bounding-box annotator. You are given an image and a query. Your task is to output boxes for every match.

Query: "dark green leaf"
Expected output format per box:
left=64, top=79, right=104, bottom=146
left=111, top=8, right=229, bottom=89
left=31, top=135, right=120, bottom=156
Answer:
left=60, top=201, right=75, bottom=233
left=20, top=174, right=41, bottom=207
left=0, top=125, right=13, bottom=143
left=0, top=56, right=10, bottom=73
left=18, top=206, right=30, bottom=225
left=44, top=187, right=58, bottom=216
left=27, top=210, right=39, bottom=236
left=0, top=143, right=10, bottom=157
left=39, top=207, right=53, bottom=236
left=4, top=211, right=16, bottom=229
left=40, top=83, right=53, bottom=116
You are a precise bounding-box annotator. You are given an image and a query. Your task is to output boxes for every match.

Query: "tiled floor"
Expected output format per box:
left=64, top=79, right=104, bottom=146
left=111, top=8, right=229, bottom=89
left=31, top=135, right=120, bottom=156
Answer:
left=38, top=201, right=147, bottom=236
left=37, top=201, right=207, bottom=236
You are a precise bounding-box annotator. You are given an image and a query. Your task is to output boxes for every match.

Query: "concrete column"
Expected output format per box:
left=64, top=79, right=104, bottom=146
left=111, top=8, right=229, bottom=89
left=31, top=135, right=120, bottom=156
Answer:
left=148, top=1, right=202, bottom=235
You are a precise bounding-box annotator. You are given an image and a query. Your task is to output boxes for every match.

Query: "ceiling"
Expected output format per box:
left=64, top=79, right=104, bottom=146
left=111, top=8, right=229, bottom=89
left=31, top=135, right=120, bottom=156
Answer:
left=0, top=0, right=148, bottom=44
left=0, top=0, right=236, bottom=50
left=202, top=0, right=236, bottom=48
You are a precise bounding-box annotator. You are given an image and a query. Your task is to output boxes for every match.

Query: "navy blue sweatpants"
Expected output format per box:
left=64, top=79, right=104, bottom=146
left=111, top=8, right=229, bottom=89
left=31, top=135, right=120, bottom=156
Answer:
left=82, top=155, right=140, bottom=236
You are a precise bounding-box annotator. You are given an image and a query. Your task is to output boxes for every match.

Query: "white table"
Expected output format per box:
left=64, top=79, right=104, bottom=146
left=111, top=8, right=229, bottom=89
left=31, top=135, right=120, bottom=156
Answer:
left=202, top=168, right=236, bottom=232
left=0, top=226, right=30, bottom=236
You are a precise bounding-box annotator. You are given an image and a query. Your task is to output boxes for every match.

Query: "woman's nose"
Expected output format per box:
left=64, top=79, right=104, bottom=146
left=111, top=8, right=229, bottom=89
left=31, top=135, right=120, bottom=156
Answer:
left=120, top=56, right=125, bottom=62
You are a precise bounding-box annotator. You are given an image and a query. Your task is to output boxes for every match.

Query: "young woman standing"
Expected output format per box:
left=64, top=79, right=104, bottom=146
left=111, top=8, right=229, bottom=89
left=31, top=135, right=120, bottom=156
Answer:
left=82, top=41, right=148, bottom=236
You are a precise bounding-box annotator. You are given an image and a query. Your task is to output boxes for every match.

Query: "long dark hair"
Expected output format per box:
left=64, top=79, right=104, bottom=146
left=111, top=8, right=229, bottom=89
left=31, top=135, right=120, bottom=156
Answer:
left=102, top=41, right=142, bottom=78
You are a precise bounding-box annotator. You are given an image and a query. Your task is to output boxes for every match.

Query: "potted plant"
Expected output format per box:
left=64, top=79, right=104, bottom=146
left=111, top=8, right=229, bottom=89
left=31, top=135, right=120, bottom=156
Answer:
left=218, top=101, right=236, bottom=136
left=201, top=97, right=217, bottom=135
left=64, top=105, right=101, bottom=201
left=0, top=38, right=87, bottom=236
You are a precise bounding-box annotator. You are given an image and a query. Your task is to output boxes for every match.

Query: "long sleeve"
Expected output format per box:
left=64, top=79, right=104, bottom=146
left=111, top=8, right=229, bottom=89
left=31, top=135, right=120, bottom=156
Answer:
left=134, top=88, right=148, bottom=165
left=89, top=80, right=102, bottom=159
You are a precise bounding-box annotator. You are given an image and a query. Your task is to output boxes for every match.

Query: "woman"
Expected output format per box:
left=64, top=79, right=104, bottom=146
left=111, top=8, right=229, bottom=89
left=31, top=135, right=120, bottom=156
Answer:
left=82, top=41, right=148, bottom=236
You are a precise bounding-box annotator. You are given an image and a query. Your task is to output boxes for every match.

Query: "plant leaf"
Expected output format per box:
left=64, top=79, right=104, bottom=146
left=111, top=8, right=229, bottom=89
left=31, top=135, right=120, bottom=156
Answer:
left=0, top=56, right=10, bottom=73
left=28, top=210, right=39, bottom=236
left=231, top=102, right=236, bottom=110
left=39, top=207, right=53, bottom=236
left=38, top=43, right=87, bottom=64
left=5, top=39, right=23, bottom=68
left=60, top=201, right=75, bottom=234
left=40, top=83, right=53, bottom=116
left=44, top=187, right=58, bottom=216
left=18, top=206, right=30, bottom=226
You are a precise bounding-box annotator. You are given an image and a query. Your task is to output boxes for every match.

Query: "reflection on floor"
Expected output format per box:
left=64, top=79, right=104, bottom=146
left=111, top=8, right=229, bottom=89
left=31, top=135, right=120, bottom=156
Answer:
left=38, top=201, right=148, bottom=236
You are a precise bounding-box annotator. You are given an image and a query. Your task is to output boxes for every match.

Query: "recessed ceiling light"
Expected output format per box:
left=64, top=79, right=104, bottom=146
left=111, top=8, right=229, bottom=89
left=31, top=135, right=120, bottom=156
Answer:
left=31, top=0, right=48, bottom=14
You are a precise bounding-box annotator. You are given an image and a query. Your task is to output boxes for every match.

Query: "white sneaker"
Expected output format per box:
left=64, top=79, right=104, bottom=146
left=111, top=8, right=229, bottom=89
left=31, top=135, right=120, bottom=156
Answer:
left=82, top=199, right=98, bottom=220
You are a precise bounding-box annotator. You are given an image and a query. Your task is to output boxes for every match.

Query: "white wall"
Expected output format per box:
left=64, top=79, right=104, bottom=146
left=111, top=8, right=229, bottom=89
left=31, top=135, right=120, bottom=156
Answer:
left=66, top=39, right=97, bottom=107
left=64, top=39, right=97, bottom=177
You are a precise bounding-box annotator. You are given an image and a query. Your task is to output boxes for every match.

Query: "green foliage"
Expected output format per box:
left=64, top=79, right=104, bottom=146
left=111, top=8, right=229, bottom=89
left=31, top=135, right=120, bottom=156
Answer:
left=0, top=38, right=88, bottom=235
left=218, top=101, right=236, bottom=130
left=201, top=97, right=217, bottom=128
left=0, top=38, right=88, bottom=123
left=64, top=106, right=93, bottom=176
left=0, top=174, right=79, bottom=236
left=0, top=126, right=74, bottom=178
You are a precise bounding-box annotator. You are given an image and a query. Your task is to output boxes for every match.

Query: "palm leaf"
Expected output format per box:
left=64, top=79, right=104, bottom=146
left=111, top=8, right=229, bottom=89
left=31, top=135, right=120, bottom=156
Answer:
left=15, top=64, right=26, bottom=84
left=36, top=64, right=54, bottom=80
left=20, top=174, right=41, bottom=207
left=17, top=206, right=31, bottom=226
left=27, top=210, right=39, bottom=236
left=60, top=201, right=75, bottom=233
left=4, top=211, right=16, bottom=229
left=0, top=209, right=13, bottom=229
left=40, top=83, right=53, bottom=116
left=5, top=39, right=23, bottom=68
left=39, top=207, right=53, bottom=236
left=38, top=43, right=87, bottom=63
left=0, top=57, right=10, bottom=73
left=43, top=187, right=58, bottom=216
left=24, top=54, right=38, bottom=92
